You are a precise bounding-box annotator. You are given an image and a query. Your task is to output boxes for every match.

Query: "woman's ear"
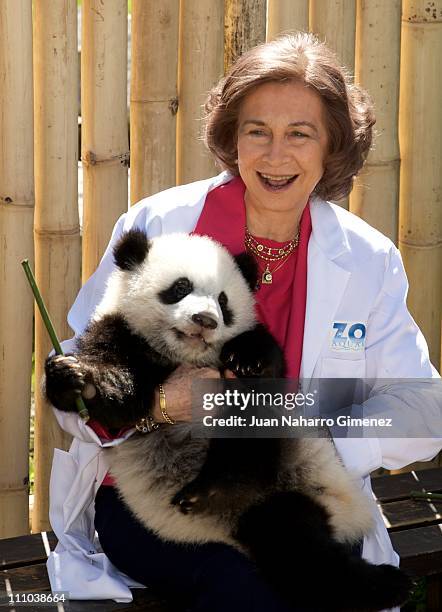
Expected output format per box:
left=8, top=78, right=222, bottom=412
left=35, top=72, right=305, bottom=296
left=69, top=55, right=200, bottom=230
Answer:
left=234, top=252, right=258, bottom=291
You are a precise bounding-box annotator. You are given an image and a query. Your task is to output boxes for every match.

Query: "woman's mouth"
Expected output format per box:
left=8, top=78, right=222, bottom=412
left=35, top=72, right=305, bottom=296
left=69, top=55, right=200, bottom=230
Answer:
left=257, top=172, right=299, bottom=191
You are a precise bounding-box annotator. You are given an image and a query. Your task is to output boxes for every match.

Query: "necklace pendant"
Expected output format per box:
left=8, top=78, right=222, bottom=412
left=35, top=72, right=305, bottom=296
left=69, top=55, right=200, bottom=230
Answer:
left=262, top=267, right=273, bottom=284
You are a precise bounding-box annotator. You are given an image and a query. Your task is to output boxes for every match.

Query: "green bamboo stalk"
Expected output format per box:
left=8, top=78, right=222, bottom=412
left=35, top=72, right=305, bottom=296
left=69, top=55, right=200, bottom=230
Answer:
left=21, top=259, right=90, bottom=422
left=410, top=490, right=442, bottom=501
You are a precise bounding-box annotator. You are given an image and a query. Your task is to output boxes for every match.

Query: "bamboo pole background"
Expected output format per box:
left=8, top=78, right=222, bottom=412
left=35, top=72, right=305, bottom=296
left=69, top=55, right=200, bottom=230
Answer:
left=0, top=0, right=34, bottom=538
left=398, top=0, right=442, bottom=367
left=130, top=1, right=179, bottom=204
left=350, top=0, right=402, bottom=243
left=309, top=0, right=356, bottom=211
left=309, top=0, right=356, bottom=71
left=224, top=0, right=266, bottom=72
left=176, top=0, right=224, bottom=184
left=81, top=0, right=129, bottom=282
left=32, top=0, right=79, bottom=533
left=267, top=0, right=309, bottom=40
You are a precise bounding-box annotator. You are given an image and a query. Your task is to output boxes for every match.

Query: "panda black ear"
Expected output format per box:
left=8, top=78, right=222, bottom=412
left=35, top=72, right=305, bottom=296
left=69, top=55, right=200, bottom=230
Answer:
left=113, top=229, right=151, bottom=271
left=234, top=252, right=258, bottom=292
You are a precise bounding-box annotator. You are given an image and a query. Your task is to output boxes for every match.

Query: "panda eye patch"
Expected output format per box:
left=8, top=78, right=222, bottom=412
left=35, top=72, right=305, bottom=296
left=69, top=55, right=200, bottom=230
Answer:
left=218, top=292, right=228, bottom=307
left=159, top=277, right=193, bottom=304
left=218, top=291, right=234, bottom=326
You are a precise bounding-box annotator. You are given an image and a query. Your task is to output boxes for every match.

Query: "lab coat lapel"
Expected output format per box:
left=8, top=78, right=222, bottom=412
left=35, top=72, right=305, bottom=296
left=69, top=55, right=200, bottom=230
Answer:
left=301, top=198, right=351, bottom=379
left=159, top=172, right=234, bottom=235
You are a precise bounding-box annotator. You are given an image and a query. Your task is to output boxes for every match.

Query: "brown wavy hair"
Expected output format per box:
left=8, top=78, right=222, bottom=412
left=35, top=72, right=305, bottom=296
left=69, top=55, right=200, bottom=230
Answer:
left=203, top=32, right=375, bottom=201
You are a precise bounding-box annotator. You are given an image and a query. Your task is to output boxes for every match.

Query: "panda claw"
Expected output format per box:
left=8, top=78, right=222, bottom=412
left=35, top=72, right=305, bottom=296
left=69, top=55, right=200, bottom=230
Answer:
left=56, top=355, right=79, bottom=366
left=179, top=494, right=210, bottom=515
left=178, top=499, right=196, bottom=515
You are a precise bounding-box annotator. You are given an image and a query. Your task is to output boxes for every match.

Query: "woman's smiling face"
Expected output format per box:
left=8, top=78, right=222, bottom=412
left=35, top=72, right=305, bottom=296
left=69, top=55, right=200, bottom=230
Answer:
left=237, top=80, right=329, bottom=217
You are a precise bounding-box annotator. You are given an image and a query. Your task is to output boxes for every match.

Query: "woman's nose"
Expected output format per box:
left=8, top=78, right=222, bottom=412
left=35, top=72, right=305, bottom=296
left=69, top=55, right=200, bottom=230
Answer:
left=263, top=138, right=290, bottom=164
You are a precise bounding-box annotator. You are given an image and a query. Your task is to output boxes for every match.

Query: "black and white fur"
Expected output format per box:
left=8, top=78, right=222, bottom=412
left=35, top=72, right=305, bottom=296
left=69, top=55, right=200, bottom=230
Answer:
left=45, top=230, right=411, bottom=611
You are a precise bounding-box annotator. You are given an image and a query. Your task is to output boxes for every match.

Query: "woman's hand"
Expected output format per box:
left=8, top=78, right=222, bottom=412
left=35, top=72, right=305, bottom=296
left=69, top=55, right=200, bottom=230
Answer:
left=151, top=365, right=235, bottom=423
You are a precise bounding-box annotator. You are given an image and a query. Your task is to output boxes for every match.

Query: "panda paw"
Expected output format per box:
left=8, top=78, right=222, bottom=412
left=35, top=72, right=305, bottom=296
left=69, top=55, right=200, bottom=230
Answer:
left=361, top=564, right=412, bottom=610
left=44, top=354, right=95, bottom=411
left=223, top=351, right=264, bottom=377
left=328, top=560, right=412, bottom=611
left=220, top=326, right=285, bottom=378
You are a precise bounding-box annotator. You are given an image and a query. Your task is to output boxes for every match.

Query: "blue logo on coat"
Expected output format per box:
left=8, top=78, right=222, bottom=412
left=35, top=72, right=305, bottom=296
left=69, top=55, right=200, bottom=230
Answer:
left=331, top=322, right=366, bottom=351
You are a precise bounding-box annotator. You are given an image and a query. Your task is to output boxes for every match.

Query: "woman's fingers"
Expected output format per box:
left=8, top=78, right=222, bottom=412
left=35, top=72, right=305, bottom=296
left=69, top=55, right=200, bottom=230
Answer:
left=223, top=369, right=237, bottom=379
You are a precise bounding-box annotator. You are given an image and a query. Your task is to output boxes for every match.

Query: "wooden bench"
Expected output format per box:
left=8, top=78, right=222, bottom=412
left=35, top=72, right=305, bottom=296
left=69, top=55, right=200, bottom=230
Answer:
left=1, top=467, right=442, bottom=610
left=371, top=466, right=442, bottom=611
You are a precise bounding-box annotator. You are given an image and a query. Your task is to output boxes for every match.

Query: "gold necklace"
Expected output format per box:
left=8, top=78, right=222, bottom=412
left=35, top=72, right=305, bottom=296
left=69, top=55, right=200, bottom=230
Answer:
left=260, top=252, right=294, bottom=285
left=245, top=228, right=300, bottom=262
left=245, top=227, right=300, bottom=287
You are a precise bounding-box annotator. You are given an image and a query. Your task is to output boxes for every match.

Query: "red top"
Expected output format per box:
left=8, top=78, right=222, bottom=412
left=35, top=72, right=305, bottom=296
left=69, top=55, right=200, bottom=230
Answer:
left=91, top=175, right=312, bottom=484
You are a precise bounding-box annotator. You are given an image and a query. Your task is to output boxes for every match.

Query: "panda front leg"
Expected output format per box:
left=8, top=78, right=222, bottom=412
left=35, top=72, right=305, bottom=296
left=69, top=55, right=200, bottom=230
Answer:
left=44, top=353, right=150, bottom=430
left=234, top=490, right=412, bottom=612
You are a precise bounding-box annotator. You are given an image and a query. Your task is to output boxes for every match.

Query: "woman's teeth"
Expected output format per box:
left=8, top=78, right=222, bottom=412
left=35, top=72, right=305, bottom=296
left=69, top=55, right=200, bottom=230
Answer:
left=258, top=172, right=297, bottom=188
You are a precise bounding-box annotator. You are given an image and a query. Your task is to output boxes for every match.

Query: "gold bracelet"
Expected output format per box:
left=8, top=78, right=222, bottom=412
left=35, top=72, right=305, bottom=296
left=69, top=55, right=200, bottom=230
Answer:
left=135, top=414, right=159, bottom=434
left=158, top=384, right=176, bottom=425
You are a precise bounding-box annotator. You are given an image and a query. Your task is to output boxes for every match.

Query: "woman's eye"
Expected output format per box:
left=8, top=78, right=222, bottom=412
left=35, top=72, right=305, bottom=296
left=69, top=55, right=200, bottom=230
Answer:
left=249, top=129, right=266, bottom=136
left=290, top=131, right=308, bottom=139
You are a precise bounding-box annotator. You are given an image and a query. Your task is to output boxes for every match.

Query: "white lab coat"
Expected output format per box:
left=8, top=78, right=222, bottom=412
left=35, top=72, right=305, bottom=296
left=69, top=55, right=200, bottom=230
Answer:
left=47, top=171, right=441, bottom=605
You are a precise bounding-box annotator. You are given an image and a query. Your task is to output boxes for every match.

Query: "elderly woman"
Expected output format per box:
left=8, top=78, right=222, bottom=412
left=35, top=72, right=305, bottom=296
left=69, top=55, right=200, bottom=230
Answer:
left=47, top=33, right=440, bottom=611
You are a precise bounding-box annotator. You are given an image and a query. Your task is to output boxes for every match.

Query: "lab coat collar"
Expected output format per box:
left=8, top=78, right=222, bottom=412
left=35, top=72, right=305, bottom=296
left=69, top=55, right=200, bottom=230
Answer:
left=157, top=171, right=234, bottom=235
left=309, top=195, right=351, bottom=261
left=301, top=197, right=352, bottom=379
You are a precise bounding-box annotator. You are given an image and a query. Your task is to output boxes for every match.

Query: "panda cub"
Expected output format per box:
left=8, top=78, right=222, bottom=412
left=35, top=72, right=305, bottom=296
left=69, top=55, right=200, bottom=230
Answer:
left=45, top=230, right=410, bottom=612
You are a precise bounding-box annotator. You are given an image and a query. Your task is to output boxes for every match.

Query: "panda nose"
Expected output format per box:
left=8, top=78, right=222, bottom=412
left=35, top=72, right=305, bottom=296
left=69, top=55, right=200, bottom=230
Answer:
left=192, top=312, right=218, bottom=330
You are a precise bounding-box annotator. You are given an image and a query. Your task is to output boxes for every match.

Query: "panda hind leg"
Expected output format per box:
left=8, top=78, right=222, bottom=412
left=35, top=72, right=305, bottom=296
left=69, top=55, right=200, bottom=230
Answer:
left=234, top=491, right=412, bottom=612
left=171, top=438, right=281, bottom=515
